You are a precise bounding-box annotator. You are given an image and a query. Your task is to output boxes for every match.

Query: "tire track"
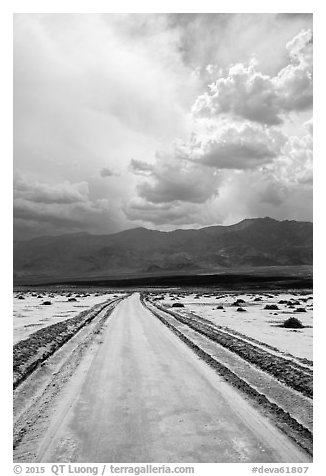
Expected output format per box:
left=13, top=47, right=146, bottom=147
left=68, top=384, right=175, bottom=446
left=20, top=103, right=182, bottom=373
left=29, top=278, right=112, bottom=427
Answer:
left=142, top=296, right=313, bottom=456
left=146, top=299, right=312, bottom=398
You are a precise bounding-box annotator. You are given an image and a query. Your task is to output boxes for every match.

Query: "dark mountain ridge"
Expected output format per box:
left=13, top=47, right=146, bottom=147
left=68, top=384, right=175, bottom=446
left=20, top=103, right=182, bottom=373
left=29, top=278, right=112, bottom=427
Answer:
left=13, top=217, right=313, bottom=282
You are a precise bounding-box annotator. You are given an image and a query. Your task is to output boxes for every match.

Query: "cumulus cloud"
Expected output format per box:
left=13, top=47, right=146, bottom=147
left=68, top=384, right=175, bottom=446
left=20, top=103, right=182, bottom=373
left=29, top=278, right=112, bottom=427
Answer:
left=125, top=29, right=312, bottom=227
left=168, top=13, right=312, bottom=78
left=127, top=119, right=288, bottom=222
left=176, top=122, right=286, bottom=169
left=192, top=61, right=281, bottom=124
left=133, top=153, right=220, bottom=205
left=127, top=117, right=311, bottom=227
left=126, top=119, right=288, bottom=227
left=275, top=29, right=313, bottom=112
left=192, top=29, right=312, bottom=125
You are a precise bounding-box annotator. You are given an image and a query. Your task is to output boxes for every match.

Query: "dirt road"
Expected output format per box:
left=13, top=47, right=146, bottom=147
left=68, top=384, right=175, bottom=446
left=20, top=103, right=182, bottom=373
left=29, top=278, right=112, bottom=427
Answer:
left=34, top=293, right=310, bottom=463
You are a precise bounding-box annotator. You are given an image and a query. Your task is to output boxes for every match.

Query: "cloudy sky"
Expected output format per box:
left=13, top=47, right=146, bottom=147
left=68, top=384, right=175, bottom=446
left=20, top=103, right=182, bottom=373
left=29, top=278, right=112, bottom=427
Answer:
left=13, top=13, right=313, bottom=239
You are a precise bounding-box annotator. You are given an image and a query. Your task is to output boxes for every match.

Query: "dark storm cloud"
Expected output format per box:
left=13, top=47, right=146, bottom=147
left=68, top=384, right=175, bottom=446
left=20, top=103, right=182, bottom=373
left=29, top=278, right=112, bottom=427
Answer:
left=14, top=175, right=89, bottom=204
left=13, top=175, right=119, bottom=239
left=199, top=142, right=277, bottom=169
left=124, top=201, right=190, bottom=225
left=13, top=14, right=193, bottom=238
left=133, top=154, right=220, bottom=205
left=124, top=199, right=215, bottom=227
left=13, top=199, right=86, bottom=226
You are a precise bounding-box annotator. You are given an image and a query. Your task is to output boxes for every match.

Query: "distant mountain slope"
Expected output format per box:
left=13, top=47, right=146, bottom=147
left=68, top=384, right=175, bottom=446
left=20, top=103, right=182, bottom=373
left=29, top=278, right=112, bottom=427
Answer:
left=13, top=217, right=313, bottom=280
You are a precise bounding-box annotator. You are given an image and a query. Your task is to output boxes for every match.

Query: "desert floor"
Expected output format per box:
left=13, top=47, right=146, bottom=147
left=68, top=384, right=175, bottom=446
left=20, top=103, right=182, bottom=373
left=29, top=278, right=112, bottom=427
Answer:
left=13, top=290, right=312, bottom=463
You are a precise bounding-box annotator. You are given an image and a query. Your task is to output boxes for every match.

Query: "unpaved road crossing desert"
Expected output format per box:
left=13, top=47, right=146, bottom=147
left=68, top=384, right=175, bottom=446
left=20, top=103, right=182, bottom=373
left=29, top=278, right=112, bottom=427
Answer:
left=14, top=293, right=311, bottom=463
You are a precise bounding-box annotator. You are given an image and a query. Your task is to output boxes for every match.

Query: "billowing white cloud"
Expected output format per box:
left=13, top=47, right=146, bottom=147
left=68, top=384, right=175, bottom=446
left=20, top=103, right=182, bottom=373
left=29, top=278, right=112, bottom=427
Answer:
left=176, top=122, right=287, bottom=169
left=192, top=30, right=312, bottom=125
left=274, top=29, right=313, bottom=113
left=126, top=28, right=312, bottom=228
left=192, top=61, right=281, bottom=124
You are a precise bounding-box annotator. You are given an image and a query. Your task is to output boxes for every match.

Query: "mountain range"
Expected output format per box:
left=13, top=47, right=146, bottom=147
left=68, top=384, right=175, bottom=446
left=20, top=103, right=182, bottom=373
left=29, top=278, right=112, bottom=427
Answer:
left=13, top=217, right=313, bottom=282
